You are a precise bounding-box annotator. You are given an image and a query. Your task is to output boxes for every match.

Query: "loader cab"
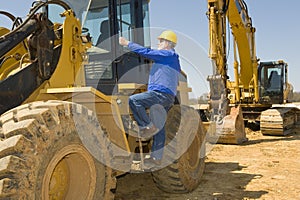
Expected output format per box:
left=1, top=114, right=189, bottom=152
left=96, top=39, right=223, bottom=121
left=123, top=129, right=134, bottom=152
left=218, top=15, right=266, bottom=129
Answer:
left=258, top=61, right=287, bottom=104
left=48, top=0, right=151, bottom=94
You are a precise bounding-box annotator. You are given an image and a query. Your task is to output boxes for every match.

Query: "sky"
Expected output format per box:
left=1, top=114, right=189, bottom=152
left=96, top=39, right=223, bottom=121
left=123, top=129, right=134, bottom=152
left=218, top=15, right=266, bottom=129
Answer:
left=1, top=0, right=300, bottom=94
left=148, top=0, right=300, bottom=94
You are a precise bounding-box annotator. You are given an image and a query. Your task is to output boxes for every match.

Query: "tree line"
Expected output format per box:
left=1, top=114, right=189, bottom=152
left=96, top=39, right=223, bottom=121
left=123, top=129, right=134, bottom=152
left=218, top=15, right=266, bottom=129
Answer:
left=292, top=91, right=300, bottom=102
left=189, top=91, right=300, bottom=105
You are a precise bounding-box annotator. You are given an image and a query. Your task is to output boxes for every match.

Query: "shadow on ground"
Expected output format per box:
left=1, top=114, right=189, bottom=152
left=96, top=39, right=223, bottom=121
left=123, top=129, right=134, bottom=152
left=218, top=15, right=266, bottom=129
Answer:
left=115, top=161, right=268, bottom=200
left=243, top=131, right=300, bottom=146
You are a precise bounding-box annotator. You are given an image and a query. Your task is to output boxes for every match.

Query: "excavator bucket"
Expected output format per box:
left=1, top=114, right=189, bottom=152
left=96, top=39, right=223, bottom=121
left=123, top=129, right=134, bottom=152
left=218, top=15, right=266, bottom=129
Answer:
left=207, top=105, right=248, bottom=144
left=260, top=106, right=300, bottom=135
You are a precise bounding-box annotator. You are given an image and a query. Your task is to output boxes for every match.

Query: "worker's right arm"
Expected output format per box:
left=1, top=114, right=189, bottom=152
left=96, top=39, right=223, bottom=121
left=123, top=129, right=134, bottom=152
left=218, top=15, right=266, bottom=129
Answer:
left=127, top=42, right=175, bottom=62
left=118, top=37, right=176, bottom=63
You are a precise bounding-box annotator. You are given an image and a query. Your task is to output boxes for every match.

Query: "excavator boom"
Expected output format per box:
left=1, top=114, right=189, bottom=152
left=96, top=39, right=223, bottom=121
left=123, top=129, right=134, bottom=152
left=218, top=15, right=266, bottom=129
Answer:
left=206, top=0, right=248, bottom=144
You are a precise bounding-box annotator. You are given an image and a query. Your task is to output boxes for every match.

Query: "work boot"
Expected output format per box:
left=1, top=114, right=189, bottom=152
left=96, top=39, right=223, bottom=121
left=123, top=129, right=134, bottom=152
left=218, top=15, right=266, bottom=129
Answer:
left=143, top=157, right=161, bottom=171
left=140, top=124, right=159, bottom=139
left=128, top=121, right=152, bottom=141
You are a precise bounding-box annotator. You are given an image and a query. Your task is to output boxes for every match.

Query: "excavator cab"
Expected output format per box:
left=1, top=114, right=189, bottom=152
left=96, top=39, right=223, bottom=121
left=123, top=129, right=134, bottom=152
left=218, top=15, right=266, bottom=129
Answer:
left=258, top=61, right=288, bottom=104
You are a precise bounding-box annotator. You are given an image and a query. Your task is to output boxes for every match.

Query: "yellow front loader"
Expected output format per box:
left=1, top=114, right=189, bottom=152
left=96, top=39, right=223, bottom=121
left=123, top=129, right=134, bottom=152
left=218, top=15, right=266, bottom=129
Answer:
left=0, top=0, right=205, bottom=199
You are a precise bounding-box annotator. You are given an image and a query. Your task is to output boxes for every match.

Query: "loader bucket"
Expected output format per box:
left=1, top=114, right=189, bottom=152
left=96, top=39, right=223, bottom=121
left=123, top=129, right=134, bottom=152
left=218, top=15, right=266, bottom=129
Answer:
left=207, top=105, right=247, bottom=144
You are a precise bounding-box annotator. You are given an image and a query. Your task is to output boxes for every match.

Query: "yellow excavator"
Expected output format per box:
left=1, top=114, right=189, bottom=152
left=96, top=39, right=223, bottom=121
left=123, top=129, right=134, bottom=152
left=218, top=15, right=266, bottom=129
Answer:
left=204, top=0, right=297, bottom=144
left=0, top=0, right=206, bottom=199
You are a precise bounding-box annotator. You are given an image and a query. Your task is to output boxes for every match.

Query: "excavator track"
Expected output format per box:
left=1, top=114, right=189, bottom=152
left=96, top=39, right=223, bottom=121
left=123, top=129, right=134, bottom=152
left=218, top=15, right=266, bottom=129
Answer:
left=260, top=106, right=300, bottom=135
left=151, top=105, right=206, bottom=193
left=0, top=100, right=116, bottom=199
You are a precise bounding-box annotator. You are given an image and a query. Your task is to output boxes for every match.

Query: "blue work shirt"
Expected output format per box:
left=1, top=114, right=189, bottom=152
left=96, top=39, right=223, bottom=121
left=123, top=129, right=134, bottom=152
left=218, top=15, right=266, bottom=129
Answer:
left=128, top=42, right=181, bottom=96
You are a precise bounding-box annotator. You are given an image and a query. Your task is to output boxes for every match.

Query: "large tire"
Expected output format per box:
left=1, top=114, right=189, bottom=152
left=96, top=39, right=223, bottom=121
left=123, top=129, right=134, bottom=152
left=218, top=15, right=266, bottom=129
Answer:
left=0, top=100, right=116, bottom=199
left=152, top=105, right=206, bottom=193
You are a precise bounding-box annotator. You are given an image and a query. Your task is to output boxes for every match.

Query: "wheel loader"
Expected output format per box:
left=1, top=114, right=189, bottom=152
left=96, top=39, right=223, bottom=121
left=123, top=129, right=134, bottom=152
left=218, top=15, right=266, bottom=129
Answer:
left=201, top=0, right=299, bottom=144
left=0, top=0, right=206, bottom=199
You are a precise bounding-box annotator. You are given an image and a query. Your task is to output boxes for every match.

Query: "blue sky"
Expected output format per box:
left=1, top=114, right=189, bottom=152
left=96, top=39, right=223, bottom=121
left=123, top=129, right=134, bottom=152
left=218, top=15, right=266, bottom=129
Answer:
left=1, top=0, right=300, bottom=93
left=149, top=0, right=300, bottom=93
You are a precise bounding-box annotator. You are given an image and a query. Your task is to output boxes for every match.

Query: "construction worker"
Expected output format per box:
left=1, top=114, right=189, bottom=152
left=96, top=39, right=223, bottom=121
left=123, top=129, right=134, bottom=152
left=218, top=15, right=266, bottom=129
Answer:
left=119, top=30, right=181, bottom=169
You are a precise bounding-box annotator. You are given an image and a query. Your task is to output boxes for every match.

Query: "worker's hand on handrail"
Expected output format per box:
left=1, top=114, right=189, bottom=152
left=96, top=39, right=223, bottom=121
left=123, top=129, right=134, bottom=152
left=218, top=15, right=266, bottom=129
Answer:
left=119, top=37, right=129, bottom=46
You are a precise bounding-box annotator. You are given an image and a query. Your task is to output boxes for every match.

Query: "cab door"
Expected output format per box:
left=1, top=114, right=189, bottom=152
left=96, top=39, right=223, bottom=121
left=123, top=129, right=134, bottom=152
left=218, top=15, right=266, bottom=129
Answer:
left=258, top=61, right=286, bottom=104
left=78, top=0, right=151, bottom=95
left=115, top=0, right=151, bottom=90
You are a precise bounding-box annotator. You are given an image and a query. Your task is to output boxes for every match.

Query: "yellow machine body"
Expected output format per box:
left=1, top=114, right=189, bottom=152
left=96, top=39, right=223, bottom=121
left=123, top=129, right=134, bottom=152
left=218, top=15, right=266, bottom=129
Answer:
left=0, top=1, right=205, bottom=198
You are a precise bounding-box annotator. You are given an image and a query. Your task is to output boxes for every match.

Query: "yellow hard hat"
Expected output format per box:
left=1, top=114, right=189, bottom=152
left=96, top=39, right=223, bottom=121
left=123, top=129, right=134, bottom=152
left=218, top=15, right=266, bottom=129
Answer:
left=158, top=30, right=177, bottom=44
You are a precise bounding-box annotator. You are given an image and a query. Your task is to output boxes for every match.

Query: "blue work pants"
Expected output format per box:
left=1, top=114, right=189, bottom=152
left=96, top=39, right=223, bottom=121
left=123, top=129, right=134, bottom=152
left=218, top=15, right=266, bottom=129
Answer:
left=128, top=90, right=175, bottom=160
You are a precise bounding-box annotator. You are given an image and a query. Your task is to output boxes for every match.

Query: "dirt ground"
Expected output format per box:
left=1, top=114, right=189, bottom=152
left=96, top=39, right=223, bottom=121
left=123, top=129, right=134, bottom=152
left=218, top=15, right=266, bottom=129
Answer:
left=115, top=129, right=300, bottom=200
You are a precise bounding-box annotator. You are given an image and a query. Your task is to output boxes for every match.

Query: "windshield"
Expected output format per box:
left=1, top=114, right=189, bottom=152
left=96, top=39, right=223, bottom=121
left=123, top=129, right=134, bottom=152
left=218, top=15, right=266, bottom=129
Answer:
left=259, top=62, right=285, bottom=104
left=48, top=0, right=150, bottom=47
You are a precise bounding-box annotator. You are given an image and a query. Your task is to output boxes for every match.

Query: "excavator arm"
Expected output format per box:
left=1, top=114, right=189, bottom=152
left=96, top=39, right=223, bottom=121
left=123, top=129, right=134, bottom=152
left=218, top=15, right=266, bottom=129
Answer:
left=207, top=0, right=259, bottom=105
left=206, top=0, right=260, bottom=144
left=227, top=0, right=259, bottom=102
